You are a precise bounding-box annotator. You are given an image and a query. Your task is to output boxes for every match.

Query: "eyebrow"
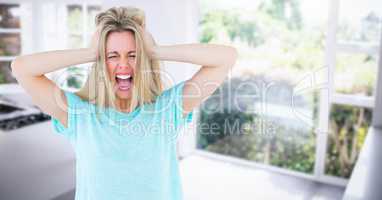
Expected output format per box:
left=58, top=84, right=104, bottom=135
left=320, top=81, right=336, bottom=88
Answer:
left=107, top=50, right=136, bottom=55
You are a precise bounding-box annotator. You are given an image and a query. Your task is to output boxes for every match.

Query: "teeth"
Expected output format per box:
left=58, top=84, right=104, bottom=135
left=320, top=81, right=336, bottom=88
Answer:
left=116, top=74, right=131, bottom=79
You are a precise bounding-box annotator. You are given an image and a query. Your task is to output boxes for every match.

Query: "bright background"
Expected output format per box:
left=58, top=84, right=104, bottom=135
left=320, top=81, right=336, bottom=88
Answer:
left=0, top=0, right=381, bottom=199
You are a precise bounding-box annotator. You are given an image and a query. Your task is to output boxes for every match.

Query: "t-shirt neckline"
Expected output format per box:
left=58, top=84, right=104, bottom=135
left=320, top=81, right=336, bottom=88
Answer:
left=105, top=105, right=142, bottom=120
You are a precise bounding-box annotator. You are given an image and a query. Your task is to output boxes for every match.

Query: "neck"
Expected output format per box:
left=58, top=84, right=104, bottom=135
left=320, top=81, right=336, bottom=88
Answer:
left=115, top=98, right=131, bottom=112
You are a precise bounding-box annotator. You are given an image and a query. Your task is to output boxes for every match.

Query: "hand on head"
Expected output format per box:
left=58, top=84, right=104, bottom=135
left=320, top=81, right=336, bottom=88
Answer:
left=137, top=25, right=157, bottom=59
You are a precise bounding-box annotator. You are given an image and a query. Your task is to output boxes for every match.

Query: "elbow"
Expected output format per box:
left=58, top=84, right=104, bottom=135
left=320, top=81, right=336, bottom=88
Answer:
left=10, top=57, right=23, bottom=77
left=11, top=57, right=21, bottom=75
left=11, top=56, right=32, bottom=78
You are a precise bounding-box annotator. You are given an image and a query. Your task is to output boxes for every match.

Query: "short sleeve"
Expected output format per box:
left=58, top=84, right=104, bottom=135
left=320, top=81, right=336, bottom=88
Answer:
left=157, top=80, right=194, bottom=131
left=51, top=91, right=82, bottom=141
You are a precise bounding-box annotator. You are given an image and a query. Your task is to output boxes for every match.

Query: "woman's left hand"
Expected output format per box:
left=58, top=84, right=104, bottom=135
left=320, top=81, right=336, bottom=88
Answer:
left=139, top=26, right=157, bottom=59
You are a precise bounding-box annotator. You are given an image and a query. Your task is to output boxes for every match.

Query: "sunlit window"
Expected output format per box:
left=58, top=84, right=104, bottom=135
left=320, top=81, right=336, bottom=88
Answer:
left=196, top=0, right=381, bottom=180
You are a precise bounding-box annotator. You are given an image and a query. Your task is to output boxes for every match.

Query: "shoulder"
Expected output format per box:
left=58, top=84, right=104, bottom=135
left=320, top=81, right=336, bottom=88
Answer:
left=153, top=80, right=188, bottom=114
left=61, top=91, right=93, bottom=116
left=156, top=81, right=187, bottom=102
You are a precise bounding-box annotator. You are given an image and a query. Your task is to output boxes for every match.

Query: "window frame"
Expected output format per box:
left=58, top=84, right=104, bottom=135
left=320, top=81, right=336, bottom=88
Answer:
left=56, top=2, right=101, bottom=91
left=373, top=31, right=382, bottom=128
left=185, top=0, right=381, bottom=187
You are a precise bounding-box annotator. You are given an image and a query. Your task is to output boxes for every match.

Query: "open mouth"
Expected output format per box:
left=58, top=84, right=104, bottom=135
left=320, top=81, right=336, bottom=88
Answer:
left=115, top=74, right=133, bottom=91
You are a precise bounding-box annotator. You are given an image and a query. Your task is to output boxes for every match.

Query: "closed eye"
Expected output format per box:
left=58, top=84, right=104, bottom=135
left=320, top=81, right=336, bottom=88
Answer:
left=108, top=55, right=135, bottom=59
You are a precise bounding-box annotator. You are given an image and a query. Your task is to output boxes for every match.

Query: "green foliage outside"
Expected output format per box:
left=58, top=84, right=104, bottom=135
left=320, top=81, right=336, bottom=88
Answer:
left=197, top=76, right=317, bottom=173
left=61, top=66, right=86, bottom=90
left=197, top=0, right=377, bottom=178
left=326, top=103, right=372, bottom=178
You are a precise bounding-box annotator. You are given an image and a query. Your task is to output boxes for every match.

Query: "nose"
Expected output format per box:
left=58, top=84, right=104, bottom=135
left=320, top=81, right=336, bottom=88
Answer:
left=118, top=56, right=134, bottom=69
left=116, top=65, right=134, bottom=74
left=117, top=66, right=134, bottom=76
left=119, top=56, right=129, bottom=67
left=117, top=65, right=130, bottom=69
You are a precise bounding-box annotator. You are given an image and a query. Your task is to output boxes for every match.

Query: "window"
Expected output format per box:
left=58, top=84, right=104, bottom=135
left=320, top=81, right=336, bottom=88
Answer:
left=196, top=0, right=326, bottom=175
left=63, top=4, right=101, bottom=91
left=196, top=0, right=381, bottom=184
left=0, top=2, right=102, bottom=89
left=0, top=3, right=21, bottom=84
left=67, top=5, right=84, bottom=49
left=324, top=0, right=381, bottom=179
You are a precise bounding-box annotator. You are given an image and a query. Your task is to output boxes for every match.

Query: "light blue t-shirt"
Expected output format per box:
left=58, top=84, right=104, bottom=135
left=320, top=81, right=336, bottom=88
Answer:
left=51, top=80, right=193, bottom=200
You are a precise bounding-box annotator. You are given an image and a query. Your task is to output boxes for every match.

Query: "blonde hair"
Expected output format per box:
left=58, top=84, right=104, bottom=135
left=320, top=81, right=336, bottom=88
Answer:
left=76, top=6, right=164, bottom=120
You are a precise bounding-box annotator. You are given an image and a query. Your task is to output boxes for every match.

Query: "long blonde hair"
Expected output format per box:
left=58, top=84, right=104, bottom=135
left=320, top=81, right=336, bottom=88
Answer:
left=76, top=6, right=164, bottom=120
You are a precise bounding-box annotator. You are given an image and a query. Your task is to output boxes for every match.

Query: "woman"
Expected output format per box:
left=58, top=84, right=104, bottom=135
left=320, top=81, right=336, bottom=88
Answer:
left=11, top=6, right=237, bottom=200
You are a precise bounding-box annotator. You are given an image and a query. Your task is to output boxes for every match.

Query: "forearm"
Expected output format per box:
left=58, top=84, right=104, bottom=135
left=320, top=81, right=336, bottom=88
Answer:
left=152, top=43, right=237, bottom=68
left=11, top=48, right=95, bottom=77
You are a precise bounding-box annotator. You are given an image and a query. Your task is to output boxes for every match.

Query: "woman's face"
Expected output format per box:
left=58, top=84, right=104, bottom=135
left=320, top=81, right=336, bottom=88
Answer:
left=105, top=30, right=136, bottom=100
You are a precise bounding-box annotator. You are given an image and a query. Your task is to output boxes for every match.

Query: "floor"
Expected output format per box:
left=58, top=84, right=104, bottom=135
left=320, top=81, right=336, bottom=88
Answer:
left=179, top=154, right=345, bottom=200
left=51, top=153, right=345, bottom=200
left=0, top=122, right=76, bottom=200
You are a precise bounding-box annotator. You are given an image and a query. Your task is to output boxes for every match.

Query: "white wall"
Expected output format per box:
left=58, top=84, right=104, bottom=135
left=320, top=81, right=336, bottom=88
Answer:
left=373, top=30, right=382, bottom=129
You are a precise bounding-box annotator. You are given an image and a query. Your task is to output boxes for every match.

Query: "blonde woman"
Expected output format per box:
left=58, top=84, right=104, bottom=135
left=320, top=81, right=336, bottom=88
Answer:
left=11, top=6, right=237, bottom=200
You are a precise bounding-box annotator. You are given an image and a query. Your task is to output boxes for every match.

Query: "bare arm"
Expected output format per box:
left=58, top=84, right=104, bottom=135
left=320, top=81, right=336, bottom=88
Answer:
left=11, top=48, right=96, bottom=128
left=13, top=48, right=95, bottom=76
left=152, top=43, right=238, bottom=117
